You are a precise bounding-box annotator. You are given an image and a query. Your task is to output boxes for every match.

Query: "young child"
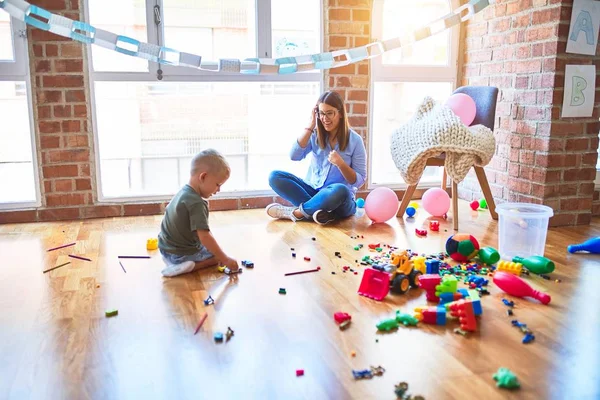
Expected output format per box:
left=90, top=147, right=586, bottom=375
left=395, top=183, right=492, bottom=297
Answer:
left=158, top=149, right=239, bottom=277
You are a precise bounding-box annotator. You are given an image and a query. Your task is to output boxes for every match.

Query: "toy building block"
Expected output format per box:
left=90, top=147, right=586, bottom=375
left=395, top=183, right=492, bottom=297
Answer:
left=493, top=367, right=520, bottom=389
left=415, top=228, right=427, bottom=237
left=425, top=259, right=441, bottom=274
left=368, top=243, right=380, bottom=249
left=522, top=333, right=535, bottom=344
left=448, top=299, right=477, bottom=331
left=146, top=238, right=158, bottom=250
left=296, top=369, right=304, bottom=377
left=279, top=288, right=286, bottom=295
left=204, top=295, right=215, bottom=305
left=370, top=365, right=385, bottom=376
left=357, top=268, right=390, bottom=301
left=352, top=369, right=373, bottom=380
left=225, top=327, right=234, bottom=342
left=105, top=309, right=118, bottom=317
left=435, top=275, right=458, bottom=296
left=217, top=265, right=227, bottom=273
left=214, top=332, right=223, bottom=342
left=414, top=306, right=446, bottom=325
left=417, top=274, right=442, bottom=302
left=438, top=291, right=466, bottom=305
left=334, top=312, right=352, bottom=324
left=497, top=260, right=523, bottom=275
left=430, top=221, right=440, bottom=231
left=467, top=289, right=482, bottom=315
left=412, top=256, right=426, bottom=274
left=242, top=260, right=254, bottom=268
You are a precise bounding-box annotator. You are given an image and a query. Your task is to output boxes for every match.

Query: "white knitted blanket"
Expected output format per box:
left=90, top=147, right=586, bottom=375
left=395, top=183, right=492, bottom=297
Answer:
left=390, top=96, right=496, bottom=185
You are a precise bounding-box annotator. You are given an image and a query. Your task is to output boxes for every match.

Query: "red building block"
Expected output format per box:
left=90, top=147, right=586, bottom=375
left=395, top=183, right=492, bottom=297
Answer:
left=418, top=274, right=441, bottom=302
left=448, top=299, right=477, bottom=332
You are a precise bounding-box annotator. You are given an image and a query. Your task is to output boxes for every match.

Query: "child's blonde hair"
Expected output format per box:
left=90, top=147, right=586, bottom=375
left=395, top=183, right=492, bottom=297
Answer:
left=190, top=149, right=230, bottom=176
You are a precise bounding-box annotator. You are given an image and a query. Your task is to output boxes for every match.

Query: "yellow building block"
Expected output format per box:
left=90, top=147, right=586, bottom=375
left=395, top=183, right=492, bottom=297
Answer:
left=412, top=256, right=426, bottom=274
left=497, top=260, right=522, bottom=275
left=146, top=238, right=158, bottom=250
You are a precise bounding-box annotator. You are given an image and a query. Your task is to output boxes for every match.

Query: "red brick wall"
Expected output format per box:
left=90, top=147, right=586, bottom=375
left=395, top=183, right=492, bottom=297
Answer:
left=461, top=0, right=600, bottom=226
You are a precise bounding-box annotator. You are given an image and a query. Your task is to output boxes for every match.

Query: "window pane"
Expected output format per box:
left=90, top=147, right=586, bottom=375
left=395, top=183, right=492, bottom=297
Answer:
left=94, top=81, right=318, bottom=198
left=272, top=0, right=320, bottom=58
left=0, top=11, right=14, bottom=61
left=88, top=0, right=148, bottom=72
left=371, top=81, right=452, bottom=185
left=0, top=82, right=36, bottom=203
left=381, top=0, right=450, bottom=66
left=162, top=0, right=256, bottom=60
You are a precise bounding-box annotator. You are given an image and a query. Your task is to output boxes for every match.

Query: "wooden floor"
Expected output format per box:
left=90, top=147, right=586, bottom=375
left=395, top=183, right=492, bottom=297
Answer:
left=1, top=202, right=599, bottom=400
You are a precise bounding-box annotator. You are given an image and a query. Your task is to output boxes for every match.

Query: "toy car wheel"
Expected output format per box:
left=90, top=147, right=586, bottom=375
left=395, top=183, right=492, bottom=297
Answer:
left=409, top=270, right=422, bottom=288
left=391, top=274, right=410, bottom=294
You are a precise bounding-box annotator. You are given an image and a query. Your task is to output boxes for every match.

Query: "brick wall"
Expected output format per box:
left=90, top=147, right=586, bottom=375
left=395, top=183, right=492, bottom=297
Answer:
left=461, top=0, right=600, bottom=226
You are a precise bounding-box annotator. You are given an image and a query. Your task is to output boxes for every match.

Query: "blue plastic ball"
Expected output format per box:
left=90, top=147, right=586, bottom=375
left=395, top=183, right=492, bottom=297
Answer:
left=406, top=206, right=416, bottom=217
left=356, top=198, right=365, bottom=208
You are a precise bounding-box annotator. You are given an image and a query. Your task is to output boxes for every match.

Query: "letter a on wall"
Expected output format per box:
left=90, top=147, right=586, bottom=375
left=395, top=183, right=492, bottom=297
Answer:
left=562, top=65, right=596, bottom=117
left=566, top=0, right=600, bottom=55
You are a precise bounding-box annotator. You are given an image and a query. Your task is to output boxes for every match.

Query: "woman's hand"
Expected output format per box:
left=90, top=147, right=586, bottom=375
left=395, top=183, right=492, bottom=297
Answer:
left=306, top=105, right=318, bottom=131
left=328, top=150, right=344, bottom=167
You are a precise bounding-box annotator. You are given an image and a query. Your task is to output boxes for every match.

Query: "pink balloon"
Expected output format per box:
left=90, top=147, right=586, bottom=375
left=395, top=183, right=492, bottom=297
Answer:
left=421, top=188, right=450, bottom=217
left=445, top=93, right=476, bottom=126
left=365, top=187, right=399, bottom=223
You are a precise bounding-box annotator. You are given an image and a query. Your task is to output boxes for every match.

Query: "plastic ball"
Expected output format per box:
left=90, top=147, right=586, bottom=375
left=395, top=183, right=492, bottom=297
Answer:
left=356, top=198, right=365, bottom=208
left=479, top=199, right=487, bottom=209
left=446, top=233, right=480, bottom=262
left=364, top=187, right=399, bottom=223
left=470, top=200, right=479, bottom=211
left=406, top=207, right=416, bottom=217
left=445, top=93, right=476, bottom=126
left=421, top=188, right=451, bottom=217
left=409, top=201, right=419, bottom=209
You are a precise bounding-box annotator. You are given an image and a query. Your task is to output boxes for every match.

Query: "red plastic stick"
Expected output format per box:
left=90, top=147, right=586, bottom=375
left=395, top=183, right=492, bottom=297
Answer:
left=69, top=254, right=92, bottom=262
left=194, top=313, right=208, bottom=335
left=493, top=271, right=551, bottom=305
left=46, top=242, right=76, bottom=252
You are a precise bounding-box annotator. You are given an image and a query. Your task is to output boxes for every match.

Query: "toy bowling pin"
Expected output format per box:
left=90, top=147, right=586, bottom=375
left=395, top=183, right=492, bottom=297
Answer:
left=493, top=271, right=551, bottom=305
left=568, top=237, right=600, bottom=254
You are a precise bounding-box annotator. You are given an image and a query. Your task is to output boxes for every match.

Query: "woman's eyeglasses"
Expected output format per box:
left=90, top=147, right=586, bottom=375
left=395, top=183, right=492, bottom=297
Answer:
left=317, top=110, right=337, bottom=120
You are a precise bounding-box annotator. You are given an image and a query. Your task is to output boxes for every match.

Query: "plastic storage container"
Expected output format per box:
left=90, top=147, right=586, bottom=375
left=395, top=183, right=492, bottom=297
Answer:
left=495, top=203, right=554, bottom=260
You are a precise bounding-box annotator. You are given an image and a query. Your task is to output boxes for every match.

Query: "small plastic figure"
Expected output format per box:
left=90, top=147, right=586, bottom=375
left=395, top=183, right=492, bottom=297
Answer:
left=493, top=367, right=520, bottom=389
left=376, top=318, right=399, bottom=332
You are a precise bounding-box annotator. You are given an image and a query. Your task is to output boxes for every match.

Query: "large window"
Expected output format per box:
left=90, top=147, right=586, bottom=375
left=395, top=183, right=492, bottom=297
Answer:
left=87, top=0, right=321, bottom=200
left=370, top=0, right=459, bottom=187
left=0, top=11, right=38, bottom=207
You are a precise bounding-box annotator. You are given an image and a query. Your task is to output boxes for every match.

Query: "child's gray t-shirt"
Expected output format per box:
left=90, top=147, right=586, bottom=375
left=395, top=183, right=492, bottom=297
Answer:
left=158, top=184, right=209, bottom=255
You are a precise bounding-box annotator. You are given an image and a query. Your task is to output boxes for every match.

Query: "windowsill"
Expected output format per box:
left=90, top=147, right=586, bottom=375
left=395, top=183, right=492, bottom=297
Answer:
left=97, top=189, right=277, bottom=204
left=0, top=200, right=41, bottom=211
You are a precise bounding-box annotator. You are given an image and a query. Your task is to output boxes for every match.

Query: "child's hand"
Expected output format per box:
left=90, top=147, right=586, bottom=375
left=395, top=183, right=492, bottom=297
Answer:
left=223, top=257, right=239, bottom=272
left=328, top=150, right=344, bottom=167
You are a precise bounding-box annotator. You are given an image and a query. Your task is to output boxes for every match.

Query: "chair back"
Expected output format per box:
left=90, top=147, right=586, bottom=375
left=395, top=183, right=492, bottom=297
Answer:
left=453, top=86, right=498, bottom=131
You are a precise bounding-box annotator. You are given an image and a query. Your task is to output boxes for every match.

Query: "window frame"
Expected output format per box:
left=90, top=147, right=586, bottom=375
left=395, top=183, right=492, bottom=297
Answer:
left=0, top=15, right=41, bottom=210
left=368, top=0, right=460, bottom=190
left=84, top=0, right=323, bottom=202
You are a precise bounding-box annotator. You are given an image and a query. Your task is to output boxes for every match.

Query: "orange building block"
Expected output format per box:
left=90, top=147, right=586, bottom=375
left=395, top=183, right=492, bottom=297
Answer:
left=448, top=299, right=477, bottom=332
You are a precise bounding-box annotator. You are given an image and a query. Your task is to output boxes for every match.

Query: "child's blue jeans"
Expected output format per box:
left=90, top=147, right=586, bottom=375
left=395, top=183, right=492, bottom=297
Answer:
left=269, top=170, right=356, bottom=220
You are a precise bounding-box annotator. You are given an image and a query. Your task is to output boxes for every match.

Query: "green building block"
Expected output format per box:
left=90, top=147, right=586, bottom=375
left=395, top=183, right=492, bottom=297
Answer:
left=279, top=288, right=286, bottom=295
left=354, top=246, right=360, bottom=251
left=105, top=309, right=118, bottom=317
left=479, top=198, right=488, bottom=209
left=435, top=275, right=458, bottom=296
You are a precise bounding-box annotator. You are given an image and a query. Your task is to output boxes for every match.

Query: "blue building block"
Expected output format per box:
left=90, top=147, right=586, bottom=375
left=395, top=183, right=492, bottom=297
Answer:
left=467, top=289, right=482, bottom=316
left=436, top=306, right=446, bottom=325
left=425, top=259, right=441, bottom=274
left=457, top=288, right=469, bottom=297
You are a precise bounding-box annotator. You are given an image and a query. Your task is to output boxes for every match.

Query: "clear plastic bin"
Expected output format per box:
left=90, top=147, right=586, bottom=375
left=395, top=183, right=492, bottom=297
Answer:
left=495, top=203, right=554, bottom=260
